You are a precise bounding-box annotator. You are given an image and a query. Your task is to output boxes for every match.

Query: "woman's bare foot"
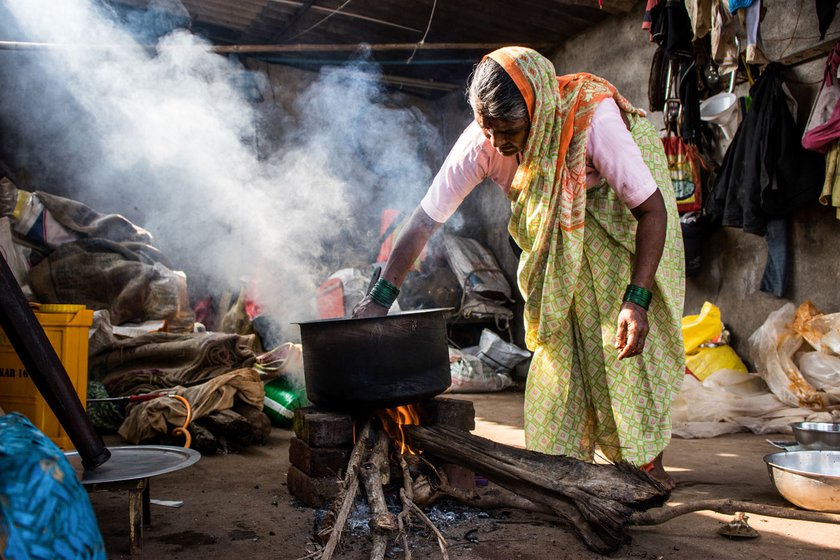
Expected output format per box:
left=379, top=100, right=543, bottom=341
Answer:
left=642, top=452, right=676, bottom=491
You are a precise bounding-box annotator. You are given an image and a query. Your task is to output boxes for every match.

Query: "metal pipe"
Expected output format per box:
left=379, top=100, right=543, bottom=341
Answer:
left=0, top=254, right=110, bottom=470
left=0, top=40, right=552, bottom=54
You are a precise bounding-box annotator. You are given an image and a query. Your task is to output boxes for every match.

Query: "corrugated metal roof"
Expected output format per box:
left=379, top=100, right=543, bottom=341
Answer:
left=107, top=0, right=639, bottom=95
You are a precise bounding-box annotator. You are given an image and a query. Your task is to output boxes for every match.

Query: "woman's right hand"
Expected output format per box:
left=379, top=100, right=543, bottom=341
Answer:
left=352, top=295, right=390, bottom=318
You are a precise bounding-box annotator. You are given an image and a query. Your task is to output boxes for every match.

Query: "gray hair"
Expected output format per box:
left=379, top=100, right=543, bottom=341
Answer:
left=467, top=58, right=528, bottom=122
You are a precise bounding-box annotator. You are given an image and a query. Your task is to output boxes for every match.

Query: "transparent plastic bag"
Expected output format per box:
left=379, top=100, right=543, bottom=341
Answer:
left=446, top=347, right=514, bottom=393
left=671, top=370, right=816, bottom=438
left=472, top=329, right=530, bottom=373
left=787, top=300, right=840, bottom=355
left=442, top=234, right=513, bottom=322
left=748, top=303, right=828, bottom=410
left=798, top=352, right=840, bottom=398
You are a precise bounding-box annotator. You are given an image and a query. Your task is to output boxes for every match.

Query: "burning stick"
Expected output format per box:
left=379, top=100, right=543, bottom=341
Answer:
left=361, top=431, right=397, bottom=560
left=320, top=421, right=373, bottom=560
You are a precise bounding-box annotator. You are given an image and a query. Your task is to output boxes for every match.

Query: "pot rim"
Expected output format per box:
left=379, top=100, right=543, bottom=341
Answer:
left=293, top=307, right=454, bottom=326
left=791, top=421, right=840, bottom=434
left=763, top=450, right=840, bottom=481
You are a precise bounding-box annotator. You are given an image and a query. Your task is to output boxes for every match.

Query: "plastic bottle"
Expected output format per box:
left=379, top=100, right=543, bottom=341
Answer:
left=262, top=377, right=306, bottom=429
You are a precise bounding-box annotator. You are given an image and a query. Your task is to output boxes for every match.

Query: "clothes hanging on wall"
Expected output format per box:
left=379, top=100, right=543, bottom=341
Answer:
left=802, top=41, right=840, bottom=154
left=647, top=0, right=696, bottom=58
left=758, top=217, right=788, bottom=297
left=816, top=0, right=840, bottom=39
left=727, top=0, right=757, bottom=12
left=739, top=0, right=770, bottom=64
left=711, top=0, right=740, bottom=74
left=819, top=140, right=840, bottom=218
left=710, top=64, right=825, bottom=296
left=643, top=0, right=660, bottom=31
left=686, top=0, right=713, bottom=39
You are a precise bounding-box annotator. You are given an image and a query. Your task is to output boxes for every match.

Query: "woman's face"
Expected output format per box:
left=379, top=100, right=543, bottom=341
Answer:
left=475, top=113, right=530, bottom=157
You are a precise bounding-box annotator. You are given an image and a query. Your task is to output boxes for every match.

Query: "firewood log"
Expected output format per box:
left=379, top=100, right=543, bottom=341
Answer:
left=406, top=424, right=669, bottom=553
left=187, top=422, right=218, bottom=455
left=197, top=408, right=254, bottom=451
left=232, top=403, right=271, bottom=444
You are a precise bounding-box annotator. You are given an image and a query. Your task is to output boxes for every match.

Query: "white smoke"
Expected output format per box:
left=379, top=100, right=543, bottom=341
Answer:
left=0, top=0, right=441, bottom=336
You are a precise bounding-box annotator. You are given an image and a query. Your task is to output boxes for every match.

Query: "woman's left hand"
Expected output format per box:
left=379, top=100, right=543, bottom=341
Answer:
left=615, top=302, right=649, bottom=360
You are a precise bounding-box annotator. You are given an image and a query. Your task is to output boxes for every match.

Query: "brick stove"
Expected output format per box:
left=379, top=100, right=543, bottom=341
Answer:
left=288, top=397, right=476, bottom=507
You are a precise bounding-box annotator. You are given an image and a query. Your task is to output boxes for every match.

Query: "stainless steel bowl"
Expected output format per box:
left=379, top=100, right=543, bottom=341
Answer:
left=764, top=450, right=840, bottom=512
left=791, top=422, right=840, bottom=450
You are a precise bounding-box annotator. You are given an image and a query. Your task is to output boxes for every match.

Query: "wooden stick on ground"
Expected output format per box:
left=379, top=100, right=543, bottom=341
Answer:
left=406, top=497, right=450, bottom=560
left=630, top=499, right=840, bottom=526
left=361, top=431, right=398, bottom=560
left=320, top=421, right=373, bottom=560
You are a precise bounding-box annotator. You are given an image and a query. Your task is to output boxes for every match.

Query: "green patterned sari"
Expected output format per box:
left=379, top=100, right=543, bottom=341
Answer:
left=487, top=47, right=685, bottom=465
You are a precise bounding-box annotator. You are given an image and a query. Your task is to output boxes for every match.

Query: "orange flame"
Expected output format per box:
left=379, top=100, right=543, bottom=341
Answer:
left=376, top=404, right=421, bottom=455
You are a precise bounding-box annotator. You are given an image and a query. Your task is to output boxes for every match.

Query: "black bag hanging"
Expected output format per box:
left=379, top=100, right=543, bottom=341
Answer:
left=710, top=63, right=825, bottom=235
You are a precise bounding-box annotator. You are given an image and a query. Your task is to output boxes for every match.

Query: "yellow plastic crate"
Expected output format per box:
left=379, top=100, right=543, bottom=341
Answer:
left=0, top=304, right=94, bottom=449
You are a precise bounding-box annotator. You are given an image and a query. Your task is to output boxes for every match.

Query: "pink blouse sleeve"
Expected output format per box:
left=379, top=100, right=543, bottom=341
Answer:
left=420, top=122, right=517, bottom=223
left=586, top=98, right=658, bottom=209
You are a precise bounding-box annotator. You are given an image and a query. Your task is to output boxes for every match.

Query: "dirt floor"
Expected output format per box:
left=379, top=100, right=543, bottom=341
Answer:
left=87, top=390, right=840, bottom=560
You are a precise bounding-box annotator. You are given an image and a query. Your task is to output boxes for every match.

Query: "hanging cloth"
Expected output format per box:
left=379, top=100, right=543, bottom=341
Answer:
left=802, top=41, right=840, bottom=153
left=686, top=0, right=713, bottom=38
left=710, top=63, right=825, bottom=297
left=739, top=0, right=770, bottom=65
left=816, top=0, right=840, bottom=39
left=819, top=140, right=840, bottom=218
left=648, top=0, right=696, bottom=58
left=727, top=0, right=757, bottom=12
left=711, top=0, right=740, bottom=74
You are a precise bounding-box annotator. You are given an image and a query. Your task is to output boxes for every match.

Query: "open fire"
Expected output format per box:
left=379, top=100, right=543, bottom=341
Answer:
left=375, top=404, right=421, bottom=455
left=288, top=397, right=477, bottom=559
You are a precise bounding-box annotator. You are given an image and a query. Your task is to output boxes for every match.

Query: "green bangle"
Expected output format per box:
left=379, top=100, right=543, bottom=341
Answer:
left=368, top=277, right=400, bottom=309
left=623, top=284, right=652, bottom=310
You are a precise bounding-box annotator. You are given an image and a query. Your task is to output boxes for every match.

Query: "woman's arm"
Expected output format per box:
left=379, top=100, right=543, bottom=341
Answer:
left=352, top=206, right=443, bottom=318
left=615, top=189, right=667, bottom=359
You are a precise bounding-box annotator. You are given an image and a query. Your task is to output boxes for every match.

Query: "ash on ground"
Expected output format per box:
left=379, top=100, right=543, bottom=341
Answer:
left=313, top=496, right=514, bottom=555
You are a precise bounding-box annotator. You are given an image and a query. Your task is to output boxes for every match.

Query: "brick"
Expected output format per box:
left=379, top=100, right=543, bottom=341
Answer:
left=288, top=437, right=350, bottom=478
left=286, top=465, right=339, bottom=508
left=419, top=397, right=475, bottom=431
left=293, top=407, right=355, bottom=448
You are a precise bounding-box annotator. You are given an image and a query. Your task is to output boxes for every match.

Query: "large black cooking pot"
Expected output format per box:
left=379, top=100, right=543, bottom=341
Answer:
left=296, top=308, right=452, bottom=411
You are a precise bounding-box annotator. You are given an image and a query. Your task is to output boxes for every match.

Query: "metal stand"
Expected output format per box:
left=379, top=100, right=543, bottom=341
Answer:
left=65, top=445, right=200, bottom=555
left=84, top=478, right=151, bottom=554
